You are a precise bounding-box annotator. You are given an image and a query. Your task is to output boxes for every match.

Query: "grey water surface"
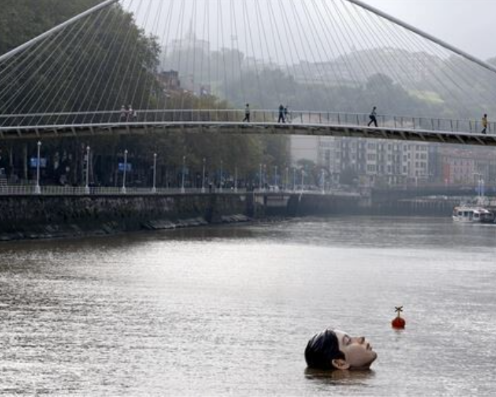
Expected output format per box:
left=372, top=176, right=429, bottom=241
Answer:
left=1, top=216, right=495, bottom=396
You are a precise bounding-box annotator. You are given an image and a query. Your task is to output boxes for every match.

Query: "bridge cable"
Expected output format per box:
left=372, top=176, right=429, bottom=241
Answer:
left=5, top=8, right=106, bottom=124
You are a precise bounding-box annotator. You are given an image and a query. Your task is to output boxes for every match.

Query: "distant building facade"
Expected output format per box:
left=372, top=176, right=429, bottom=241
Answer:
left=316, top=137, right=430, bottom=187
left=157, top=70, right=181, bottom=92
left=294, top=135, right=496, bottom=190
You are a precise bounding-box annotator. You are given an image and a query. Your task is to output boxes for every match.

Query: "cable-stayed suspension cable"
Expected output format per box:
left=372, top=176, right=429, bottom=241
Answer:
left=5, top=8, right=104, bottom=121
left=103, top=0, right=152, bottom=115
left=335, top=0, right=391, bottom=104
left=313, top=0, right=364, bottom=91
left=250, top=0, right=282, bottom=108
left=344, top=0, right=496, bottom=117
left=302, top=0, right=348, bottom=93
left=231, top=0, right=246, bottom=106
left=347, top=0, right=473, bottom=121
left=0, top=35, right=64, bottom=112
left=288, top=0, right=335, bottom=110
left=241, top=0, right=263, bottom=109
left=346, top=0, right=417, bottom=91
left=89, top=0, right=147, bottom=121
left=0, top=21, right=85, bottom=114
left=2, top=0, right=495, bottom=129
left=390, top=14, right=489, bottom=117
left=120, top=0, right=158, bottom=113
left=44, top=5, right=119, bottom=125
left=326, top=0, right=382, bottom=104
left=127, top=0, right=160, bottom=113
left=76, top=0, right=139, bottom=122
left=373, top=12, right=473, bottom=118
left=276, top=0, right=318, bottom=110
left=60, top=3, right=125, bottom=119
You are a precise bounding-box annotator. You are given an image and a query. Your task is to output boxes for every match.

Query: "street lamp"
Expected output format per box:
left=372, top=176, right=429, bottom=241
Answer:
left=285, top=167, right=289, bottom=191
left=234, top=166, right=238, bottom=193
left=34, top=141, right=42, bottom=194
left=220, top=160, right=223, bottom=193
left=301, top=169, right=305, bottom=193
left=121, top=149, right=128, bottom=194
left=263, top=164, right=267, bottom=191
left=201, top=158, right=206, bottom=194
left=259, top=163, right=262, bottom=192
left=85, top=146, right=91, bottom=195
left=474, top=173, right=484, bottom=202
left=321, top=169, right=325, bottom=195
left=293, top=168, right=296, bottom=192
left=181, top=155, right=186, bottom=194
left=152, top=153, right=157, bottom=194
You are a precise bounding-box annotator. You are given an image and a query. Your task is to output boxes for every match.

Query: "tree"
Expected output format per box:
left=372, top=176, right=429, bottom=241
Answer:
left=340, top=166, right=358, bottom=187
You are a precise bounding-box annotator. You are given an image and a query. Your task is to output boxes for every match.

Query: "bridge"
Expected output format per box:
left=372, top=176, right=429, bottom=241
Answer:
left=1, top=109, right=496, bottom=147
left=1, top=0, right=496, bottom=146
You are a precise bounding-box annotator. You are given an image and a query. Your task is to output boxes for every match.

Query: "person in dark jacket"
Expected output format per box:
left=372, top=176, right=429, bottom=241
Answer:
left=278, top=104, right=285, bottom=123
left=367, top=106, right=378, bottom=127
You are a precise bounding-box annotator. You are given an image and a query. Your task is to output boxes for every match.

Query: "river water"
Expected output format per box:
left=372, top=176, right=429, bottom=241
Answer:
left=1, top=217, right=495, bottom=396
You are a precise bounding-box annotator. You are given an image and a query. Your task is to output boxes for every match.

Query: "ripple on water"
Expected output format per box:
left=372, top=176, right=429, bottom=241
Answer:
left=0, top=216, right=495, bottom=395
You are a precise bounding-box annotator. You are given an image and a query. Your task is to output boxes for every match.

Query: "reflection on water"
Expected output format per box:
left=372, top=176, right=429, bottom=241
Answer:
left=0, top=216, right=496, bottom=396
left=304, top=367, right=376, bottom=385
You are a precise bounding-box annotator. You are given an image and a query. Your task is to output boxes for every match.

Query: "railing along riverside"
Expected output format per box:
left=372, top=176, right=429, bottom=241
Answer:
left=0, top=186, right=251, bottom=196
left=0, top=185, right=359, bottom=197
left=0, top=109, right=494, bottom=135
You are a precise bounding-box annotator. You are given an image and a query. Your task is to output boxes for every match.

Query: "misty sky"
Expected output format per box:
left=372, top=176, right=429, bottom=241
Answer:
left=122, top=0, right=495, bottom=65
left=366, top=0, right=495, bottom=60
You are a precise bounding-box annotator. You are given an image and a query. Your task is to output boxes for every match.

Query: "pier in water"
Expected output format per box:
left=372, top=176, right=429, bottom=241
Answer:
left=1, top=217, right=495, bottom=396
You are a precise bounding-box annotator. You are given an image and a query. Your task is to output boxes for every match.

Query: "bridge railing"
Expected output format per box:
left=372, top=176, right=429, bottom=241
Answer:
left=0, top=185, right=247, bottom=196
left=0, top=109, right=494, bottom=135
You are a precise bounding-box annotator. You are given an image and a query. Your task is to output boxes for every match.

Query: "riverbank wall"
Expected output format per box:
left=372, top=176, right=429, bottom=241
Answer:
left=0, top=192, right=365, bottom=241
left=0, top=192, right=468, bottom=241
left=0, top=194, right=251, bottom=241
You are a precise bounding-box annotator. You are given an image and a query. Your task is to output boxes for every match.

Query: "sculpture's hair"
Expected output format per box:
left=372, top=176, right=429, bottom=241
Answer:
left=304, top=329, right=345, bottom=370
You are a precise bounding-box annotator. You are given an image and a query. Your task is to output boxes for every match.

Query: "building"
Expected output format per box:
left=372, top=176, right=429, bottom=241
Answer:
left=437, top=146, right=496, bottom=187
left=157, top=70, right=181, bottom=92
left=317, top=137, right=430, bottom=187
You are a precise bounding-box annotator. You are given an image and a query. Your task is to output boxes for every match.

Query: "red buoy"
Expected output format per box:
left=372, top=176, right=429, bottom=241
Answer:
left=392, top=306, right=406, bottom=330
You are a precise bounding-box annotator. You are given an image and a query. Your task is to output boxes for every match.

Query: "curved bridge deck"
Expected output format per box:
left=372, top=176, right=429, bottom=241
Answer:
left=1, top=110, right=496, bottom=147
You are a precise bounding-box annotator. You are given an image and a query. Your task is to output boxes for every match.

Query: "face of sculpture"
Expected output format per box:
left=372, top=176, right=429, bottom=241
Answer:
left=333, top=330, right=377, bottom=370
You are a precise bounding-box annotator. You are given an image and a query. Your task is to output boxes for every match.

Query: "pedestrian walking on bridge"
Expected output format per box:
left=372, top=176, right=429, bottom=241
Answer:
left=120, top=105, right=127, bottom=122
left=481, top=114, right=488, bottom=134
left=243, top=104, right=251, bottom=122
left=278, top=104, right=285, bottom=123
left=368, top=106, right=378, bottom=127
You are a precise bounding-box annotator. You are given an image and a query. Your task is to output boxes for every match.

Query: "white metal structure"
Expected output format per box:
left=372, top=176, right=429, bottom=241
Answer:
left=0, top=109, right=495, bottom=146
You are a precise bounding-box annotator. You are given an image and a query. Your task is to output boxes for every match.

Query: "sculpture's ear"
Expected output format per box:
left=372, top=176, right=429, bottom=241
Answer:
left=331, top=359, right=350, bottom=370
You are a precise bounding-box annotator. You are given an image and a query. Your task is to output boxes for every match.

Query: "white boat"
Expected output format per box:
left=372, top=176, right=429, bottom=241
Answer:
left=452, top=206, right=495, bottom=223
